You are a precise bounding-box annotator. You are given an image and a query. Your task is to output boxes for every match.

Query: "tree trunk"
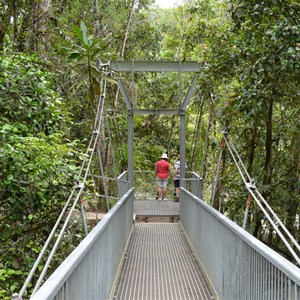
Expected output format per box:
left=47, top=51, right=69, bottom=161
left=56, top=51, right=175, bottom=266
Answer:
left=175, top=9, right=192, bottom=60
left=93, top=0, right=100, bottom=37
left=190, top=95, right=205, bottom=170
left=253, top=97, right=274, bottom=238
left=167, top=115, right=177, bottom=155
left=114, top=0, right=135, bottom=108
left=13, top=0, right=17, bottom=45
left=213, top=137, right=227, bottom=212
left=200, top=95, right=214, bottom=180
left=285, top=122, right=300, bottom=238
left=212, top=94, right=232, bottom=212
left=247, top=120, right=258, bottom=176
left=263, top=98, right=273, bottom=191
left=38, top=0, right=52, bottom=60
left=0, top=21, right=5, bottom=51
left=119, top=0, right=136, bottom=58
left=244, top=120, right=258, bottom=229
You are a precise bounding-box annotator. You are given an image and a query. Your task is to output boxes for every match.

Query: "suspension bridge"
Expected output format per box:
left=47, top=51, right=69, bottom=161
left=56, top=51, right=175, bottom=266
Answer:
left=14, top=61, right=300, bottom=300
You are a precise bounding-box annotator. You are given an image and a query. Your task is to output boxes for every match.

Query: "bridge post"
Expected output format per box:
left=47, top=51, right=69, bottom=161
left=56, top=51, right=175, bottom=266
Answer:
left=179, top=110, right=186, bottom=188
left=114, top=61, right=201, bottom=190
left=118, top=80, right=134, bottom=188
left=128, top=110, right=134, bottom=188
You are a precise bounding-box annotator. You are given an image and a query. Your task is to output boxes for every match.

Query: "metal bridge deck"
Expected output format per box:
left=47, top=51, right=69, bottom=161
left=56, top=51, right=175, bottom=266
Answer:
left=112, top=222, right=214, bottom=300
left=134, top=200, right=180, bottom=217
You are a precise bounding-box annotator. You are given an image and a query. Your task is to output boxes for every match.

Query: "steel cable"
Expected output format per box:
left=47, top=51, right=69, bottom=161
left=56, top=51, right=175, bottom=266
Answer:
left=222, top=131, right=300, bottom=265
left=19, top=74, right=109, bottom=299
left=31, top=81, right=107, bottom=296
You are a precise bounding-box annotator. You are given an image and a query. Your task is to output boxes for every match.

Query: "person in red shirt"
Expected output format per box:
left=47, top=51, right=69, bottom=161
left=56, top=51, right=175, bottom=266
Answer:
left=155, top=153, right=170, bottom=201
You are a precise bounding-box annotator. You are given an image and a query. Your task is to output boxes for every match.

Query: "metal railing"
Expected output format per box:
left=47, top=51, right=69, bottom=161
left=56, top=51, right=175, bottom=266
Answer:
left=180, top=188, right=300, bottom=300
left=20, top=171, right=300, bottom=300
left=187, top=171, right=203, bottom=199
left=29, top=188, right=134, bottom=300
left=117, top=171, right=130, bottom=198
left=133, top=170, right=202, bottom=200
left=133, top=171, right=161, bottom=200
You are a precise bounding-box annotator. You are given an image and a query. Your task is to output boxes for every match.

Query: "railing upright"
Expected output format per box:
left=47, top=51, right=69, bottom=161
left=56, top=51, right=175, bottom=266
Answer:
left=29, top=188, right=134, bottom=300
left=180, top=187, right=300, bottom=300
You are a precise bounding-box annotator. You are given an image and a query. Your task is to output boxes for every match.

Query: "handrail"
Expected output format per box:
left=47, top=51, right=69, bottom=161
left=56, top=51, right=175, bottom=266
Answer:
left=222, top=130, right=300, bottom=265
left=29, top=188, right=134, bottom=300
left=17, top=75, right=113, bottom=299
left=180, top=188, right=300, bottom=300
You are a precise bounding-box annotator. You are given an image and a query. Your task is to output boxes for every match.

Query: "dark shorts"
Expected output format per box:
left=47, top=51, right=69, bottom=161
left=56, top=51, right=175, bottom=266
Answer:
left=173, top=179, right=180, bottom=188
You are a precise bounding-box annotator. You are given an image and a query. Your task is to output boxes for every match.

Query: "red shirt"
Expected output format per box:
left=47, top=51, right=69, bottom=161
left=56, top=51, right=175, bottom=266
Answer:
left=156, top=159, right=170, bottom=179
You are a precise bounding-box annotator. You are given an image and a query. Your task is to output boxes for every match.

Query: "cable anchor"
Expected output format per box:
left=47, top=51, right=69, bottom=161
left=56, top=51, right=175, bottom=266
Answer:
left=246, top=179, right=256, bottom=190
left=75, top=181, right=84, bottom=190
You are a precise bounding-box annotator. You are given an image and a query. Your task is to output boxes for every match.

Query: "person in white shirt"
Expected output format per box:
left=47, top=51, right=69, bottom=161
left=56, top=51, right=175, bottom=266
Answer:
left=173, top=156, right=187, bottom=202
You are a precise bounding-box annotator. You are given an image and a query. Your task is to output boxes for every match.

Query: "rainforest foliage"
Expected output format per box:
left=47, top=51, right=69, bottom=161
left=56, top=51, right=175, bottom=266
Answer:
left=0, top=0, right=299, bottom=298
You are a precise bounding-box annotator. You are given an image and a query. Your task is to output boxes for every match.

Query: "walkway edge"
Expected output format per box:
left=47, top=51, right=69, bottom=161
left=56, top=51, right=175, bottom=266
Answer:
left=179, top=222, right=219, bottom=300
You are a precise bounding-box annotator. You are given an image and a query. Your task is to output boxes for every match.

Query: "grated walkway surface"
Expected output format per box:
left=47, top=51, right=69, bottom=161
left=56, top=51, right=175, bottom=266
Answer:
left=134, top=200, right=180, bottom=217
left=112, top=223, right=214, bottom=300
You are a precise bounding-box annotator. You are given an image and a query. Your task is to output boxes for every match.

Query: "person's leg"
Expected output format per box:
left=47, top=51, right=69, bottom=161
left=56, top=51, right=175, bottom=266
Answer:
left=174, top=180, right=180, bottom=201
left=158, top=187, right=162, bottom=198
left=162, top=179, right=168, bottom=200
left=157, top=179, right=163, bottom=200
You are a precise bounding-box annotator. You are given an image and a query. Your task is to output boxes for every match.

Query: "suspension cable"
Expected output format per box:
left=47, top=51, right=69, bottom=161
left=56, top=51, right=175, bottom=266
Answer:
left=254, top=188, right=300, bottom=253
left=246, top=185, right=300, bottom=265
left=222, top=131, right=300, bottom=265
left=18, top=189, right=76, bottom=299
left=19, top=75, right=109, bottom=299
left=77, top=96, right=103, bottom=180
left=222, top=131, right=248, bottom=185
left=227, top=137, right=252, bottom=183
left=105, top=111, right=118, bottom=184
left=31, top=86, right=107, bottom=296
left=211, top=145, right=223, bottom=206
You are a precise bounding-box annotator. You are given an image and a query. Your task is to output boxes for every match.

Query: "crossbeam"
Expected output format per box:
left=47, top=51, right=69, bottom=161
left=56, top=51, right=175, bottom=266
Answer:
left=134, top=108, right=179, bottom=115
left=109, top=60, right=202, bottom=72
left=112, top=60, right=200, bottom=189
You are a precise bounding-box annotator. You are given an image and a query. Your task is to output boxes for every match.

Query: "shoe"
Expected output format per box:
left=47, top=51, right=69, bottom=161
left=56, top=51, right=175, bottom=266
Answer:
left=173, top=198, right=179, bottom=202
left=158, top=197, right=162, bottom=201
left=163, top=198, right=168, bottom=201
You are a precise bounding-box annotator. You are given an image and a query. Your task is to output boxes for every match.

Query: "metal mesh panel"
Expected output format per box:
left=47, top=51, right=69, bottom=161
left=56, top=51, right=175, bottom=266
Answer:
left=112, top=223, right=214, bottom=300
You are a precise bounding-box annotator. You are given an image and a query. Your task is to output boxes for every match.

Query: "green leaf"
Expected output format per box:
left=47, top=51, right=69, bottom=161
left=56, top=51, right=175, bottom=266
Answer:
left=100, top=75, right=118, bottom=85
left=73, top=25, right=84, bottom=45
left=7, top=174, right=14, bottom=181
left=68, top=52, right=82, bottom=60
left=80, top=21, right=89, bottom=46
left=92, top=77, right=100, bottom=96
left=10, top=284, right=17, bottom=292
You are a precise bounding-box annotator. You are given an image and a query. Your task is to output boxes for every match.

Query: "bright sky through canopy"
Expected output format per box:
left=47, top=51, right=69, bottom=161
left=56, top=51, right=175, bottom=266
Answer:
left=155, top=0, right=184, bottom=8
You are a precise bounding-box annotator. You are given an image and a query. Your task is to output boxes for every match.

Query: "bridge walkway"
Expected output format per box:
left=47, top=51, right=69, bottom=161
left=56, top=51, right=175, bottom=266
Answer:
left=111, top=200, right=214, bottom=300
